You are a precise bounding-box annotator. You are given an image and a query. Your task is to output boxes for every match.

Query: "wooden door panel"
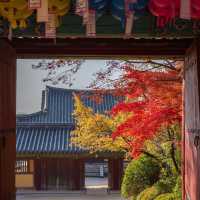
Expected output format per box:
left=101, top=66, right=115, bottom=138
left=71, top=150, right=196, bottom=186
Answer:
left=34, top=159, right=42, bottom=190
left=184, top=39, right=200, bottom=200
left=0, top=40, right=16, bottom=200
left=108, top=158, right=123, bottom=191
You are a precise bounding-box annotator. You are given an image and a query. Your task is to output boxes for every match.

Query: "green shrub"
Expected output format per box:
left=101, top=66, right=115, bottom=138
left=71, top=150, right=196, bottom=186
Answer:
left=155, top=175, right=177, bottom=194
left=154, top=193, right=178, bottom=200
left=173, top=176, right=181, bottom=199
left=131, top=196, right=136, bottom=200
left=121, top=155, right=160, bottom=199
left=135, top=174, right=181, bottom=200
left=136, top=186, right=160, bottom=200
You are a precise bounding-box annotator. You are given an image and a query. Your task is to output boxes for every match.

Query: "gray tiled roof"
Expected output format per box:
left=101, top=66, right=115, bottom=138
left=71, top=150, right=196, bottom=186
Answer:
left=16, top=86, right=123, bottom=155
left=16, top=126, right=83, bottom=154
left=17, top=86, right=121, bottom=124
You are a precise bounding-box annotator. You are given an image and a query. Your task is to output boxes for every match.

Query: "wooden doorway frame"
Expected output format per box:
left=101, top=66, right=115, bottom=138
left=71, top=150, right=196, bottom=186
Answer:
left=0, top=37, right=198, bottom=200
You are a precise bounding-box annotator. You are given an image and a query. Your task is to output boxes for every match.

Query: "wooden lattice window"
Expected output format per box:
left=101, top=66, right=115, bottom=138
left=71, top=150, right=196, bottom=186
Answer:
left=15, top=160, right=30, bottom=174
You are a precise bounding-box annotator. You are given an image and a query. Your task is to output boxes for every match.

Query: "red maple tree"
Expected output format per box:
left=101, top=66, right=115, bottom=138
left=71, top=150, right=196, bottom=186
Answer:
left=110, top=65, right=182, bottom=157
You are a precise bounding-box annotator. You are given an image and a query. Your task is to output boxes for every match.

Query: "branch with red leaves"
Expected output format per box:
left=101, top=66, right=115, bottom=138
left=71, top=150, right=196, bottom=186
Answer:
left=109, top=66, right=182, bottom=158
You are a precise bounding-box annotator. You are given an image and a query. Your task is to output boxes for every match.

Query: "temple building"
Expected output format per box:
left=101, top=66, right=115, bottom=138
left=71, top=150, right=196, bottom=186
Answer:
left=0, top=0, right=200, bottom=198
left=15, top=86, right=124, bottom=191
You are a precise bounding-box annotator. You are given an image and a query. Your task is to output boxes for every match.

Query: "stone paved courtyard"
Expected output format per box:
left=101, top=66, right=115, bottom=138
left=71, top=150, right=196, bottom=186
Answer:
left=16, top=178, right=125, bottom=200
left=16, top=189, right=124, bottom=200
left=16, top=193, right=124, bottom=200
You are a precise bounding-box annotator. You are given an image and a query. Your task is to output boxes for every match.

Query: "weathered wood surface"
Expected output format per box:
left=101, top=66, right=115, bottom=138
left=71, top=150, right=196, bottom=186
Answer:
left=184, top=39, right=200, bottom=200
left=0, top=40, right=16, bottom=200
left=108, top=158, right=123, bottom=191
left=34, top=158, right=85, bottom=190
left=12, top=38, right=192, bottom=58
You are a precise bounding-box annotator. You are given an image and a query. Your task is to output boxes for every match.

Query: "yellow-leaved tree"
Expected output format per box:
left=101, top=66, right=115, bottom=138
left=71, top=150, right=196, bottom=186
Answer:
left=71, top=94, right=128, bottom=154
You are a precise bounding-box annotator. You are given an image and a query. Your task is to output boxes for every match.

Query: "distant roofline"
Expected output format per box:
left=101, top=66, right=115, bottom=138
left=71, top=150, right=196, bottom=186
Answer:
left=16, top=86, right=102, bottom=118
left=17, top=86, right=122, bottom=119
left=46, top=85, right=116, bottom=93
left=17, top=111, right=44, bottom=118
left=17, top=122, right=75, bottom=128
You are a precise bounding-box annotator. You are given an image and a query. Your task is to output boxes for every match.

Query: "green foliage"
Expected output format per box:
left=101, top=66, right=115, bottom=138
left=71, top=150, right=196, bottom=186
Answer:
left=131, top=197, right=136, bottom=200
left=144, top=125, right=181, bottom=178
left=121, top=125, right=182, bottom=200
left=173, top=176, right=182, bottom=199
left=71, top=94, right=127, bottom=153
left=155, top=176, right=177, bottom=194
left=136, top=186, right=160, bottom=200
left=137, top=176, right=182, bottom=200
left=136, top=175, right=182, bottom=200
left=121, top=155, right=160, bottom=199
left=154, top=193, right=179, bottom=200
left=156, top=153, right=181, bottom=194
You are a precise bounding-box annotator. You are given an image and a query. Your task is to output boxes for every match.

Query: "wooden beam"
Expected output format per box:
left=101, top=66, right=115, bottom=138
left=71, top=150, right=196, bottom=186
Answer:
left=12, top=38, right=192, bottom=58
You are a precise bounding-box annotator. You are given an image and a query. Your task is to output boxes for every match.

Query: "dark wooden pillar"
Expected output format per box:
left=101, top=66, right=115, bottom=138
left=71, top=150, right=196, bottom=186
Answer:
left=184, top=39, right=200, bottom=200
left=34, top=159, right=42, bottom=190
left=0, top=40, right=16, bottom=200
left=108, top=158, right=123, bottom=191
left=69, top=159, right=85, bottom=190
left=79, top=159, right=85, bottom=190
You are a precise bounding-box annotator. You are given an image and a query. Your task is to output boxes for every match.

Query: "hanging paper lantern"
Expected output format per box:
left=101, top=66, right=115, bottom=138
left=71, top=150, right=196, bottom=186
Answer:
left=180, top=0, right=200, bottom=19
left=0, top=0, right=28, bottom=11
left=76, top=0, right=149, bottom=37
left=37, top=0, right=48, bottom=22
left=45, top=12, right=56, bottom=38
left=0, top=0, right=33, bottom=29
left=76, top=0, right=107, bottom=36
left=149, top=0, right=200, bottom=27
left=125, top=0, right=149, bottom=36
left=129, top=0, right=149, bottom=17
left=86, top=9, right=96, bottom=36
left=112, top=0, right=149, bottom=36
left=76, top=0, right=89, bottom=24
left=111, top=0, right=126, bottom=28
left=130, top=0, right=148, bottom=11
left=124, top=0, right=135, bottom=36
left=34, top=0, right=70, bottom=38
left=148, top=0, right=180, bottom=27
left=48, top=0, right=70, bottom=27
left=191, top=0, right=200, bottom=19
left=89, top=0, right=107, bottom=17
left=37, top=0, right=70, bottom=24
left=49, top=0, right=70, bottom=10
left=87, top=0, right=108, bottom=36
